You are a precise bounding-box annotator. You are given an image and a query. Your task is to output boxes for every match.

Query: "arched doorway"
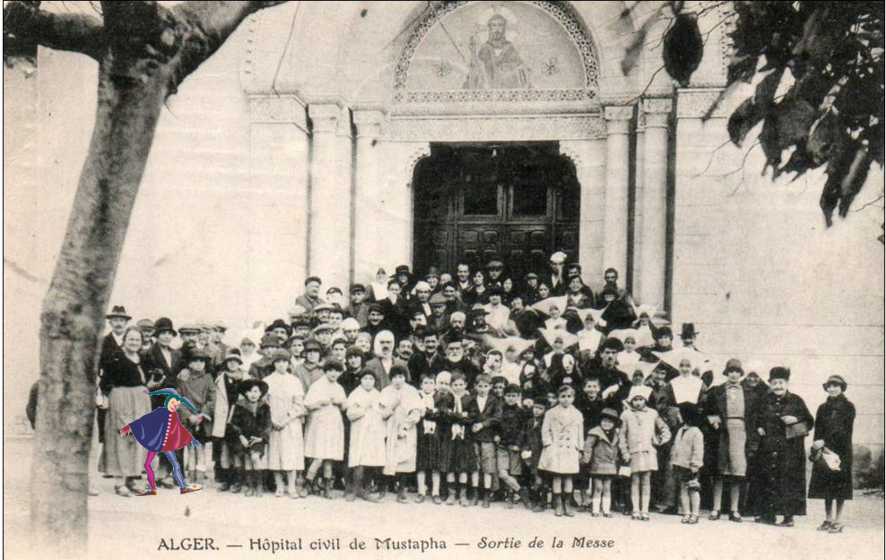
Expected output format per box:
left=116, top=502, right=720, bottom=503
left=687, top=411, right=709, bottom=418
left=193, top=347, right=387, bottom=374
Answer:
left=413, top=142, right=580, bottom=279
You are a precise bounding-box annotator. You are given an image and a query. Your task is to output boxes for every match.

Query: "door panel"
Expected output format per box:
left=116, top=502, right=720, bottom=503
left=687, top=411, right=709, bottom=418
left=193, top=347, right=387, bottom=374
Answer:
left=458, top=224, right=502, bottom=272
left=413, top=143, right=581, bottom=279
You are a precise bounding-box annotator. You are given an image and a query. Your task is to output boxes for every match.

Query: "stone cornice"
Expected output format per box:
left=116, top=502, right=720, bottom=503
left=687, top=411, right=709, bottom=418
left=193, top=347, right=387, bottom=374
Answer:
left=676, top=87, right=730, bottom=119
left=248, top=94, right=309, bottom=133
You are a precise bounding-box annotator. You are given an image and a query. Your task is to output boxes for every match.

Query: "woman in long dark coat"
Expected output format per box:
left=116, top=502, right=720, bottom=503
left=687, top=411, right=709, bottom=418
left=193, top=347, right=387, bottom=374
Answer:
left=753, top=367, right=814, bottom=526
left=808, top=375, right=855, bottom=533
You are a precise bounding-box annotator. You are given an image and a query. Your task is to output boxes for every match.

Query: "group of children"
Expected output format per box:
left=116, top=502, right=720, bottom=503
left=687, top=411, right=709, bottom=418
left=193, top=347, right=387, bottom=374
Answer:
left=90, top=258, right=856, bottom=532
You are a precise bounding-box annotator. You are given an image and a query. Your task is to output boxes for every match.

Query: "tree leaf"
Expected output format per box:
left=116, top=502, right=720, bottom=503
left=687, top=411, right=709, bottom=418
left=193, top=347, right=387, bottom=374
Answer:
left=807, top=112, right=842, bottom=165
left=663, top=14, right=704, bottom=87
left=727, top=53, right=760, bottom=85
left=727, top=97, right=764, bottom=146
left=838, top=147, right=874, bottom=217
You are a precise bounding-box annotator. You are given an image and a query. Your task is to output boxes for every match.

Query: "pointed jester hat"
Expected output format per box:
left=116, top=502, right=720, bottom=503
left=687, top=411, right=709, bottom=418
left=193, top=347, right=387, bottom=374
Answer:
left=149, top=388, right=199, bottom=414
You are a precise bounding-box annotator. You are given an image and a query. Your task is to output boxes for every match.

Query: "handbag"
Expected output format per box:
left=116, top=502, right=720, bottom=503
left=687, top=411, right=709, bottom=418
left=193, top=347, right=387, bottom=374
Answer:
left=810, top=446, right=842, bottom=472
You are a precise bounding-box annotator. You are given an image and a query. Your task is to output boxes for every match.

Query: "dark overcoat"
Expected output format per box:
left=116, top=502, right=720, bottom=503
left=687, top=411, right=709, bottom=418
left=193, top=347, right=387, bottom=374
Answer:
left=753, top=391, right=814, bottom=516
left=808, top=394, right=855, bottom=500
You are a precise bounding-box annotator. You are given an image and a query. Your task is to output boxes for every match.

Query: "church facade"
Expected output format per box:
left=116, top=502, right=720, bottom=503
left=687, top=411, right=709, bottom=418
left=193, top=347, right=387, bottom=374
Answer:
left=5, top=2, right=884, bottom=455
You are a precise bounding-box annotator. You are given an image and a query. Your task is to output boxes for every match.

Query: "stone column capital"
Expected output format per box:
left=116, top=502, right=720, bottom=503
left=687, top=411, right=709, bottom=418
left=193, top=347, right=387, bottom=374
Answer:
left=353, top=109, right=386, bottom=139
left=308, top=103, right=341, bottom=134
left=604, top=106, right=633, bottom=135
left=643, top=97, right=673, bottom=128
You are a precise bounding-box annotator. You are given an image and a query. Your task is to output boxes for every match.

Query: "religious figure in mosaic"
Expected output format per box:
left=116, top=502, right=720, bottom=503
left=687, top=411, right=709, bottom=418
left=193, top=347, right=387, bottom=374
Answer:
left=463, top=13, right=531, bottom=90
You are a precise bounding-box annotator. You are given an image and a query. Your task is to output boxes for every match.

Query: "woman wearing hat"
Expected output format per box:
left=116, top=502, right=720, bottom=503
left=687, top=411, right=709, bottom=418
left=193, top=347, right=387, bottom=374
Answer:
left=808, top=375, right=855, bottom=533
left=702, top=358, right=760, bottom=522
left=752, top=367, right=814, bottom=526
left=99, top=327, right=153, bottom=496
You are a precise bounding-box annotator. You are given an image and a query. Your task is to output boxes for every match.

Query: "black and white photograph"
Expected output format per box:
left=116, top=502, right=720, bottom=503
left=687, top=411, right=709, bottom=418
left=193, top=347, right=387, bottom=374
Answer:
left=3, top=1, right=884, bottom=559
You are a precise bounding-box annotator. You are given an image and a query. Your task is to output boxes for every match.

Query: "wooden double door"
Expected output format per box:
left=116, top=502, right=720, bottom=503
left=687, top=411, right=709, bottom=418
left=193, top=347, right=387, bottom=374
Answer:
left=413, top=143, right=581, bottom=280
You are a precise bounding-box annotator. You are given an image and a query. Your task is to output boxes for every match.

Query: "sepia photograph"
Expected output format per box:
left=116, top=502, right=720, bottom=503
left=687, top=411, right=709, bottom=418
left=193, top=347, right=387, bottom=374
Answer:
left=3, top=1, right=884, bottom=559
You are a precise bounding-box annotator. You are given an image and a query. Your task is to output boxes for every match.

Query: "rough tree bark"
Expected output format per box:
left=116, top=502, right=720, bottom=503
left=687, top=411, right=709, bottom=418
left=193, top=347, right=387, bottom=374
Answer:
left=4, top=1, right=285, bottom=556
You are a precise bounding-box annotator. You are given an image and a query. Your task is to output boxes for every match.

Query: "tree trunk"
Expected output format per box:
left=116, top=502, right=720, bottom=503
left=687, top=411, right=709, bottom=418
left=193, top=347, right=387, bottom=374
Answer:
left=30, top=55, right=170, bottom=555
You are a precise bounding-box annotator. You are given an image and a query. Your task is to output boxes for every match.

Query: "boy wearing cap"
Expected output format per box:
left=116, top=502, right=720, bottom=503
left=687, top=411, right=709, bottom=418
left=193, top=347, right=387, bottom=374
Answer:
left=497, top=384, right=531, bottom=508
left=212, top=351, right=248, bottom=492
left=177, top=349, right=216, bottom=485
left=249, top=334, right=281, bottom=380
left=348, top=284, right=370, bottom=327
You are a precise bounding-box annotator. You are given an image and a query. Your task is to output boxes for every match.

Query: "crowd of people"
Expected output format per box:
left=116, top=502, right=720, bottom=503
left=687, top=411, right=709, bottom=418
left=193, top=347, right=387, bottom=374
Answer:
left=67, top=251, right=856, bottom=532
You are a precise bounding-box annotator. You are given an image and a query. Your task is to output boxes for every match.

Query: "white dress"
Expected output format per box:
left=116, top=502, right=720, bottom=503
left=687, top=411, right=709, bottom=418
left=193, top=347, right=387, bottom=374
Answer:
left=381, top=383, right=423, bottom=475
left=304, top=376, right=346, bottom=460
left=346, top=387, right=388, bottom=468
left=265, top=372, right=306, bottom=470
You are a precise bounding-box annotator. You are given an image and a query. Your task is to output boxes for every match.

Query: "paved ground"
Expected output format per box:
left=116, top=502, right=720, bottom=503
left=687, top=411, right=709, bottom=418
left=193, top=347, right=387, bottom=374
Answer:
left=5, top=437, right=885, bottom=560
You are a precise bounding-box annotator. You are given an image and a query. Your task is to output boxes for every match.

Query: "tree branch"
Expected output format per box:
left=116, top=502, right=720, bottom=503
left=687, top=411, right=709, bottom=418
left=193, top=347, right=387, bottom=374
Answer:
left=3, top=1, right=106, bottom=61
left=171, top=1, right=287, bottom=83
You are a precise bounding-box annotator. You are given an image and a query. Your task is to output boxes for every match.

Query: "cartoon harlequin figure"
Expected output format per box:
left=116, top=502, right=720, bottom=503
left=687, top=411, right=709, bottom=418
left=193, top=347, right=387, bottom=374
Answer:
left=119, top=388, right=203, bottom=495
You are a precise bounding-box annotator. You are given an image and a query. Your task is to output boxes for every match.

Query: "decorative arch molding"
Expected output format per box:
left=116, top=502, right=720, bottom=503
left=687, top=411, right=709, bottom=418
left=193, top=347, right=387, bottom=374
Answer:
left=392, top=0, right=601, bottom=104
left=403, top=143, right=432, bottom=189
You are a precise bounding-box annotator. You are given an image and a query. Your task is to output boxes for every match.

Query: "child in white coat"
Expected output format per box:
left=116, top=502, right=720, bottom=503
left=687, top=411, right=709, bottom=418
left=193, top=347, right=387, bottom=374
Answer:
left=619, top=385, right=671, bottom=520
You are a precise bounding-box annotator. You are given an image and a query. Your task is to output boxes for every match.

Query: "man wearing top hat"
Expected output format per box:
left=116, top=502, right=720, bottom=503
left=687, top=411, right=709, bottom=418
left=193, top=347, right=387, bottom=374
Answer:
left=295, top=276, right=325, bottom=314
left=680, top=323, right=700, bottom=351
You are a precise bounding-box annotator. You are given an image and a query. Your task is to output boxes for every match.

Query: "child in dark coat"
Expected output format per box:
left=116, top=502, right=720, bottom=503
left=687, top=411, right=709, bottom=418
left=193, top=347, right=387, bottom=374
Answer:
left=467, top=374, right=501, bottom=507
left=582, top=407, right=622, bottom=517
left=497, top=384, right=531, bottom=508
left=415, top=373, right=444, bottom=503
left=522, top=400, right=548, bottom=512
left=445, top=373, right=478, bottom=506
left=808, top=375, right=856, bottom=533
left=227, top=379, right=271, bottom=497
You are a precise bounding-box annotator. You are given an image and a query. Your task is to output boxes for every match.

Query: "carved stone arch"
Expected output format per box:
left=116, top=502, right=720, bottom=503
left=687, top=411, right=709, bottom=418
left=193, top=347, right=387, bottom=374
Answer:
left=392, top=1, right=602, bottom=103
left=404, top=143, right=432, bottom=189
